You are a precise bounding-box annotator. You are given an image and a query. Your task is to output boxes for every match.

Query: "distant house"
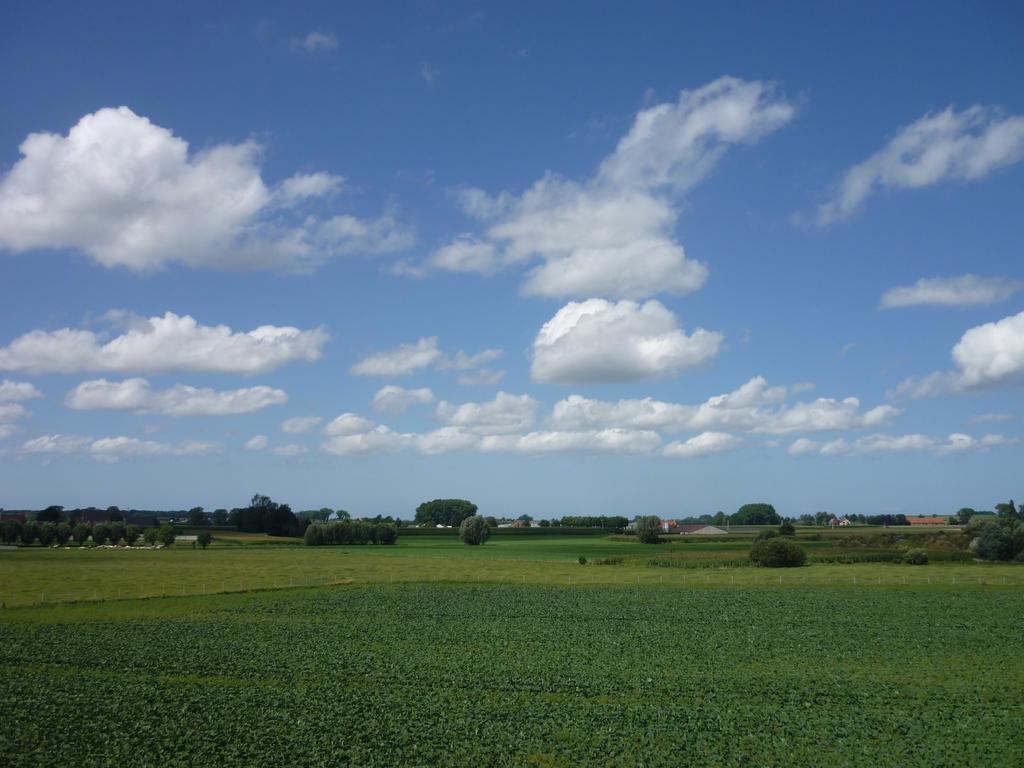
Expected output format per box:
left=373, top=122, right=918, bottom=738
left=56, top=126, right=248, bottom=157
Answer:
left=828, top=517, right=851, bottom=527
left=660, top=519, right=678, bottom=532
left=677, top=524, right=727, bottom=535
left=838, top=517, right=851, bottom=527
left=907, top=516, right=948, bottom=526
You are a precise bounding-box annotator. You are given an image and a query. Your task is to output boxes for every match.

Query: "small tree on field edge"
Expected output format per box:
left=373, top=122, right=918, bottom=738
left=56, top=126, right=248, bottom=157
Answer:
left=635, top=516, right=662, bottom=544
left=460, top=515, right=491, bottom=546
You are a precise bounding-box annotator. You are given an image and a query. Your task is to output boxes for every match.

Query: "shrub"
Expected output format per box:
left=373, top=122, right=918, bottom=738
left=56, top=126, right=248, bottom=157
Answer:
left=37, top=523, right=57, bottom=547
left=578, top=556, right=587, bottom=565
left=749, top=539, right=807, bottom=568
left=973, top=525, right=1014, bottom=561
left=124, top=525, right=141, bottom=546
left=55, top=522, right=72, bottom=546
left=20, top=522, right=38, bottom=546
left=107, top=522, right=124, bottom=546
left=755, top=529, right=779, bottom=542
left=903, top=548, right=929, bottom=565
left=459, top=515, right=491, bottom=546
left=197, top=532, right=213, bottom=549
left=303, top=520, right=398, bottom=546
left=779, top=521, right=796, bottom=536
left=143, top=528, right=159, bottom=546
left=594, top=557, right=624, bottom=566
left=0, top=521, right=21, bottom=545
left=72, top=523, right=90, bottom=546
left=157, top=525, right=176, bottom=546
left=635, top=516, right=661, bottom=544
left=91, top=524, right=109, bottom=546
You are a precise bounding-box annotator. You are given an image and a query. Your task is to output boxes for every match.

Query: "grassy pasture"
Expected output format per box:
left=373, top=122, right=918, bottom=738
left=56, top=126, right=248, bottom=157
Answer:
left=1, top=583, right=1023, bottom=767
left=0, top=535, right=1020, bottom=608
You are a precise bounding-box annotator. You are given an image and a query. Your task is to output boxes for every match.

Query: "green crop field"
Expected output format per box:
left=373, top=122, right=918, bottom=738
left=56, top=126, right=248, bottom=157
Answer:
left=1, top=583, right=1023, bottom=767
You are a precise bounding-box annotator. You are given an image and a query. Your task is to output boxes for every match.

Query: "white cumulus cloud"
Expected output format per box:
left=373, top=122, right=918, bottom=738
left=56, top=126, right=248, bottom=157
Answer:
left=371, top=385, right=435, bottom=415
left=0, top=312, right=328, bottom=375
left=281, top=416, right=322, bottom=434
left=532, top=299, right=721, bottom=384
left=0, top=379, right=42, bottom=402
left=816, top=105, right=1024, bottom=224
left=65, top=378, right=287, bottom=416
left=893, top=309, right=1024, bottom=397
left=322, top=413, right=376, bottom=436
left=0, top=107, right=411, bottom=271
left=791, top=432, right=1018, bottom=456
left=244, top=435, right=269, bottom=451
left=351, top=337, right=442, bottom=377
left=435, top=392, right=538, bottom=434
left=662, top=431, right=742, bottom=458
left=414, top=77, right=794, bottom=299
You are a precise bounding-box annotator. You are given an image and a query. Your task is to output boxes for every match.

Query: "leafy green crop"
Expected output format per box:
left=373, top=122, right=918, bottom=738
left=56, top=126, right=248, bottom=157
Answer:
left=0, top=584, right=1022, bottom=766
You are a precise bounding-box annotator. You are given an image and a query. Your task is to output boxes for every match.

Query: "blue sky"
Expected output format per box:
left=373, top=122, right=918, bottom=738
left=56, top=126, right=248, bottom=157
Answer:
left=0, top=1, right=1022, bottom=518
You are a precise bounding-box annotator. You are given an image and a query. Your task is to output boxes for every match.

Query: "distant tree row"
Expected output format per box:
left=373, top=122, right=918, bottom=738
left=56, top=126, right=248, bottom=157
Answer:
left=303, top=520, right=398, bottom=546
left=558, top=516, right=629, bottom=530
left=0, top=520, right=181, bottom=547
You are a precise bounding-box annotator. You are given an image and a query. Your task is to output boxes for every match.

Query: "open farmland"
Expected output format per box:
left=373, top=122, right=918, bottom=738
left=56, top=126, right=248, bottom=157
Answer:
left=1, top=583, right=1022, bottom=767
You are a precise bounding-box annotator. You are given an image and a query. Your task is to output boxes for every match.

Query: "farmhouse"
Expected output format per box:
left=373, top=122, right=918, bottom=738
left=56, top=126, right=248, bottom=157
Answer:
left=907, top=516, right=948, bottom=526
left=677, top=524, right=728, bottom=535
left=660, top=519, right=678, bottom=532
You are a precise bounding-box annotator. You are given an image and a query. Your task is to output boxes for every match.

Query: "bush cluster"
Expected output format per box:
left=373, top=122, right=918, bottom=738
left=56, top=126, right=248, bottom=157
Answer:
left=749, top=539, right=807, bottom=568
left=459, top=515, right=490, bottom=546
left=903, top=548, right=929, bottom=565
left=303, top=520, right=398, bottom=546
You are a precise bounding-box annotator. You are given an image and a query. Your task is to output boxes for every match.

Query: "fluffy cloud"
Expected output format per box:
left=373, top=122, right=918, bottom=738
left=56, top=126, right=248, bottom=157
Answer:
left=0, top=379, right=42, bottom=402
left=816, top=105, right=1024, bottom=224
left=550, top=376, right=899, bottom=434
left=351, top=337, right=442, bottom=376
left=435, top=392, right=538, bottom=434
left=322, top=413, right=376, bottom=436
left=479, top=429, right=661, bottom=455
left=21, top=433, right=221, bottom=461
left=894, top=309, right=1024, bottom=397
left=281, top=416, right=322, bottom=434
left=415, top=77, right=794, bottom=298
left=0, top=312, right=328, bottom=375
left=662, top=431, right=742, bottom=458
left=65, top=378, right=287, bottom=416
left=790, top=432, right=1018, bottom=456
left=0, top=107, right=411, bottom=271
left=352, top=337, right=503, bottom=378
left=244, top=435, right=269, bottom=451
left=0, top=403, right=29, bottom=423
left=881, top=275, right=1023, bottom=308
left=532, top=299, right=722, bottom=384
left=371, top=385, right=435, bottom=415
left=0, top=424, right=19, bottom=441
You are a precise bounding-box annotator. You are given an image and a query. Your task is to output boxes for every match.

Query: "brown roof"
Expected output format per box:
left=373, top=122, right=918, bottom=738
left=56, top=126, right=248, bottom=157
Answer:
left=907, top=516, right=947, bottom=525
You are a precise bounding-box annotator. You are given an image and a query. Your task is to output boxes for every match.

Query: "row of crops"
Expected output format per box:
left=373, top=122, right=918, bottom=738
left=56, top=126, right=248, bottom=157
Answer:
left=1, top=584, right=1022, bottom=766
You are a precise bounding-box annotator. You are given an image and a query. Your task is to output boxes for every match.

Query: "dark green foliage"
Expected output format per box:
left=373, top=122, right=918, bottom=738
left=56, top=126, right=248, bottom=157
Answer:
left=483, top=516, right=498, bottom=528
left=107, top=522, right=124, bottom=545
left=733, top=503, right=781, bottom=525
left=143, top=528, right=159, bottom=546
left=91, top=524, right=109, bottom=546
left=211, top=509, right=229, bottom=525
left=106, top=506, right=124, bottom=522
left=72, top=523, right=90, bottom=545
left=186, top=507, right=207, bottom=526
left=779, top=521, right=796, bottom=536
left=124, top=525, right=141, bottom=546
left=37, top=523, right=56, bottom=547
left=303, top=520, right=399, bottom=546
left=197, top=532, right=213, bottom=549
left=1, top=520, right=22, bottom=545
left=20, top=522, right=38, bottom=546
left=578, top=556, right=587, bottom=565
left=635, top=516, right=661, bottom=544
left=55, top=522, right=71, bottom=546
left=157, top=525, right=176, bottom=546
left=559, top=516, right=629, bottom=529
left=755, top=529, right=779, bottom=541
left=36, top=505, right=64, bottom=523
left=750, top=538, right=807, bottom=567
left=459, top=515, right=490, bottom=546
left=415, top=499, right=478, bottom=527
left=237, top=495, right=299, bottom=536
left=903, top=548, right=929, bottom=565
left=0, top=586, right=1022, bottom=767
left=593, top=557, right=624, bottom=565
left=974, top=524, right=1015, bottom=561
